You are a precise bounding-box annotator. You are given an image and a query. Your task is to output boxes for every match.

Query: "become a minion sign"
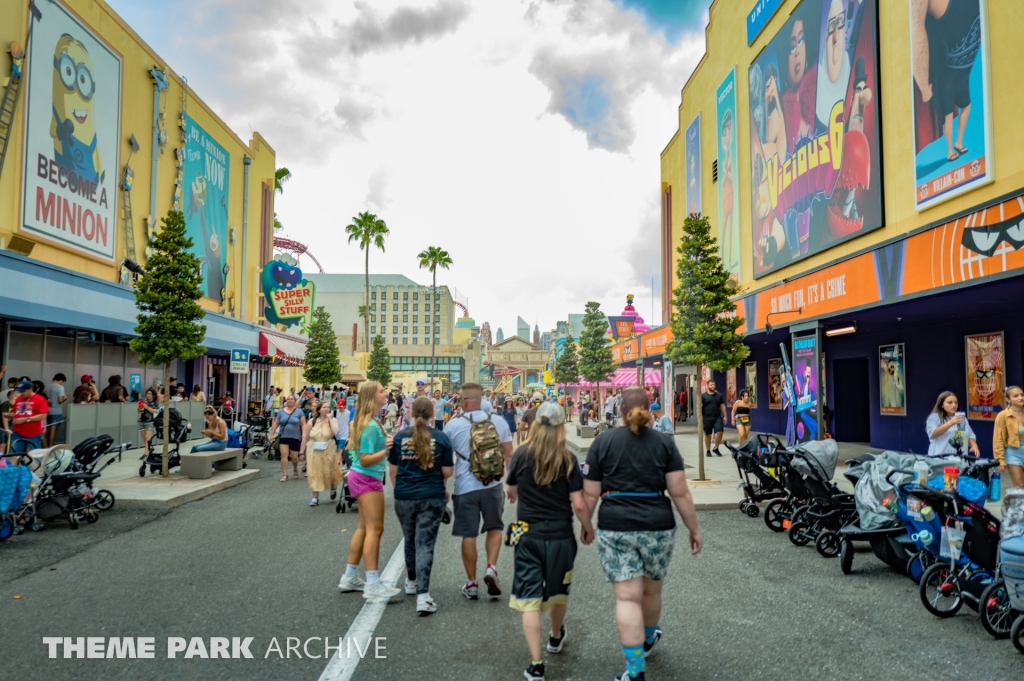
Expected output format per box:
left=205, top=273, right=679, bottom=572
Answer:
left=21, top=0, right=122, bottom=261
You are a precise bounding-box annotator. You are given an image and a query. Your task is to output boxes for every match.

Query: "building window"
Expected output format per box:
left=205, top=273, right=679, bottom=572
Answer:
left=413, top=338, right=418, bottom=344
left=413, top=292, right=419, bottom=300
left=403, top=292, right=408, bottom=300
left=371, top=325, right=376, bottom=335
left=393, top=314, right=398, bottom=322
left=380, top=303, right=386, bottom=312
left=402, top=326, right=408, bottom=334
left=413, top=304, right=418, bottom=311
left=434, top=335, right=440, bottom=344
left=371, top=291, right=377, bottom=300
left=413, top=315, right=418, bottom=323
left=393, top=326, right=398, bottom=334
left=403, top=314, right=408, bottom=322
left=370, top=303, right=376, bottom=311
left=392, top=290, right=398, bottom=299
left=402, top=337, right=408, bottom=344
left=424, top=326, right=430, bottom=335
left=425, top=303, right=431, bottom=312
left=403, top=303, right=408, bottom=311
left=393, top=337, right=398, bottom=345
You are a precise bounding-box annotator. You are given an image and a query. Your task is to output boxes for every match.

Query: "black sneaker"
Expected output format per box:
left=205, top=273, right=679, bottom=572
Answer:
left=643, top=627, right=662, bottom=657
left=547, top=625, right=566, bottom=653
left=705, top=451, right=712, bottom=457
left=614, top=671, right=645, bottom=681
left=524, top=662, right=545, bottom=680
left=714, top=448, right=723, bottom=457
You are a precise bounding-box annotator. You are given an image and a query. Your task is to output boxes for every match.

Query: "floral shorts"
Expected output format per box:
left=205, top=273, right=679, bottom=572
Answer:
left=596, top=528, right=676, bottom=582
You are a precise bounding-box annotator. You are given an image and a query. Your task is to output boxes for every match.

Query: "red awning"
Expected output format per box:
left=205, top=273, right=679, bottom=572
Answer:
left=259, top=331, right=307, bottom=365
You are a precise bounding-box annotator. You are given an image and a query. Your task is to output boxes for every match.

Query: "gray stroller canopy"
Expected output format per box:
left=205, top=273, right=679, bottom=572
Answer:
left=791, top=439, right=839, bottom=481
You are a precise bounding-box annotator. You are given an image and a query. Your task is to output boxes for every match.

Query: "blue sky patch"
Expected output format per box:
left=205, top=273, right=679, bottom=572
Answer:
left=617, top=0, right=707, bottom=42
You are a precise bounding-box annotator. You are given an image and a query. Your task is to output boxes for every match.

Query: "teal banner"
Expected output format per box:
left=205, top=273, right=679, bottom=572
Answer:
left=183, top=114, right=230, bottom=301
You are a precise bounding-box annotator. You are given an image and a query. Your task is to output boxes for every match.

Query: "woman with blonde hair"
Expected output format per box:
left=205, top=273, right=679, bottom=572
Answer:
left=388, top=396, right=454, bottom=615
left=993, top=385, right=1024, bottom=488
left=582, top=387, right=702, bottom=681
left=300, top=401, right=342, bottom=507
left=507, top=401, right=594, bottom=681
left=338, top=382, right=400, bottom=600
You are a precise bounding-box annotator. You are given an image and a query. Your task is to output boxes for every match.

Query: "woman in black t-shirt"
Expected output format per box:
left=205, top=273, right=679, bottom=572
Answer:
left=506, top=402, right=594, bottom=681
left=582, top=387, right=702, bottom=681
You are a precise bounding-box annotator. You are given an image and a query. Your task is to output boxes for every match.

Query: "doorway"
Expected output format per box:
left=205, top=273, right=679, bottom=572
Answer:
left=832, top=358, right=870, bottom=442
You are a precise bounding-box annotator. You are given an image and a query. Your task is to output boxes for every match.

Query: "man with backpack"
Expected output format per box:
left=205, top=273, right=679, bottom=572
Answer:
left=443, top=382, right=514, bottom=600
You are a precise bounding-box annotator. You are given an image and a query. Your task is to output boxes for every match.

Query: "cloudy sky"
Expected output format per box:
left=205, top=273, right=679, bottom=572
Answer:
left=109, top=0, right=708, bottom=337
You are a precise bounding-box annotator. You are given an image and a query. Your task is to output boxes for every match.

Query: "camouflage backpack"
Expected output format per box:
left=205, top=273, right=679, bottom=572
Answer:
left=458, top=414, right=504, bottom=484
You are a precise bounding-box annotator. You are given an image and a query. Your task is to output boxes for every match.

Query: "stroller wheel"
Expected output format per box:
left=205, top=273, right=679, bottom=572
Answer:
left=738, top=500, right=749, bottom=512
left=744, top=503, right=760, bottom=518
left=139, top=465, right=146, bottom=477
left=906, top=553, right=925, bottom=584
left=0, top=517, right=13, bottom=541
left=788, top=521, right=811, bottom=547
left=763, top=499, right=788, bottom=533
left=840, top=539, right=854, bottom=574
left=980, top=579, right=1013, bottom=639
left=84, top=511, right=99, bottom=524
left=815, top=530, right=841, bottom=558
left=31, top=522, right=45, bottom=532
left=1011, top=613, right=1024, bottom=654
left=920, top=563, right=964, bottom=618
left=69, top=516, right=80, bottom=530
left=95, top=490, right=115, bottom=512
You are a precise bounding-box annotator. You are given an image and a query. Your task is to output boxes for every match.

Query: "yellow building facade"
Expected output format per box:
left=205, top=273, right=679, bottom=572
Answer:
left=661, top=0, right=1024, bottom=452
left=1, top=0, right=280, bottom=416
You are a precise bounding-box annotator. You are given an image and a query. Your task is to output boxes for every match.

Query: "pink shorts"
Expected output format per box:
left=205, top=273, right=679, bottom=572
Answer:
left=347, top=469, right=383, bottom=497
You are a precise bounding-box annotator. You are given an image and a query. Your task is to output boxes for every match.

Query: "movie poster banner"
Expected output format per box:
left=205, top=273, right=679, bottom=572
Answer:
left=768, top=359, right=783, bottom=409
left=965, top=332, right=1004, bottom=420
left=685, top=114, right=702, bottom=216
left=910, top=0, right=992, bottom=211
left=715, top=68, right=740, bottom=278
left=879, top=343, right=906, bottom=415
left=20, top=0, right=122, bottom=261
left=726, top=368, right=737, bottom=408
left=747, top=0, right=882, bottom=278
left=745, top=361, right=758, bottom=408
left=792, top=334, right=819, bottom=442
left=183, top=114, right=230, bottom=301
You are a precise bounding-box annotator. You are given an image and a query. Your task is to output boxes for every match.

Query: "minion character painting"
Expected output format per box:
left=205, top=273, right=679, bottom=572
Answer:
left=20, top=0, right=122, bottom=262
left=50, top=34, right=102, bottom=186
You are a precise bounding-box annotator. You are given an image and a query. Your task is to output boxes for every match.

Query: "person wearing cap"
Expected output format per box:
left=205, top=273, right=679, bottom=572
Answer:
left=72, top=374, right=98, bottom=404
left=582, top=387, right=702, bottom=681
left=507, top=401, right=594, bottom=681
left=415, top=379, right=428, bottom=400
left=650, top=403, right=674, bottom=435
left=11, top=380, right=50, bottom=452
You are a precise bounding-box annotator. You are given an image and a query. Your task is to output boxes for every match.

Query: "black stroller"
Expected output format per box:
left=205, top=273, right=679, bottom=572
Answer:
left=16, top=436, right=126, bottom=531
left=140, top=407, right=190, bottom=476
left=725, top=434, right=786, bottom=518
left=783, top=440, right=859, bottom=557
left=836, top=457, right=916, bottom=576
left=244, top=415, right=270, bottom=459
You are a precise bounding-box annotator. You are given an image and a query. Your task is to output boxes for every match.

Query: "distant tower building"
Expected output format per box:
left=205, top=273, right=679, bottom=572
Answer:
left=517, top=316, right=530, bottom=341
left=496, top=327, right=504, bottom=343
left=480, top=321, right=492, bottom=346
left=533, top=324, right=540, bottom=345
left=540, top=332, right=552, bottom=351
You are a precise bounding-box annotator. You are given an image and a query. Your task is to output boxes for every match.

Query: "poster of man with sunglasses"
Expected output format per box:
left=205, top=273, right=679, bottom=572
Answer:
left=20, top=0, right=122, bottom=262
left=965, top=332, right=1004, bottom=420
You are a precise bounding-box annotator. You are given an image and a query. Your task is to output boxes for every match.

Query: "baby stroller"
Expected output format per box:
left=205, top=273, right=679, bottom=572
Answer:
left=837, top=455, right=915, bottom=575
left=140, top=408, right=190, bottom=476
left=243, top=415, right=270, bottom=459
left=914, top=478, right=1001, bottom=619
left=976, top=487, right=1024, bottom=645
left=0, top=466, right=33, bottom=541
left=760, top=442, right=814, bottom=533
left=725, top=434, right=786, bottom=518
left=784, top=440, right=858, bottom=557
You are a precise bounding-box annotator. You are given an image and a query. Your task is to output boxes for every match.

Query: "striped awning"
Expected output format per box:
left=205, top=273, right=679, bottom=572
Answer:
left=259, top=331, right=307, bottom=364
left=340, top=374, right=366, bottom=384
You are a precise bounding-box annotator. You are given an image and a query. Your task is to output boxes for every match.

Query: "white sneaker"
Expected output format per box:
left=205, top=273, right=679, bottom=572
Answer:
left=416, top=593, right=437, bottom=616
left=310, top=498, right=319, bottom=506
left=461, top=582, right=479, bottom=600
left=405, top=579, right=417, bottom=595
left=337, top=574, right=365, bottom=592
left=484, top=565, right=501, bottom=599
left=362, top=580, right=401, bottom=600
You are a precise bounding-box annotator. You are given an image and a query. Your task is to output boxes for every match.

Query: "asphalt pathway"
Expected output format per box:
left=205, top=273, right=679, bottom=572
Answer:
left=2, top=456, right=1020, bottom=681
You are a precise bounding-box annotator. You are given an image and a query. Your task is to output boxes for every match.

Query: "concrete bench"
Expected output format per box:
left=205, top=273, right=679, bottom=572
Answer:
left=576, top=424, right=596, bottom=439
left=180, top=448, right=244, bottom=479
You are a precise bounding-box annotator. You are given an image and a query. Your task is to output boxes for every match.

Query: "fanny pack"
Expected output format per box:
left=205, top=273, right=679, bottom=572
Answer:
left=312, top=441, right=329, bottom=451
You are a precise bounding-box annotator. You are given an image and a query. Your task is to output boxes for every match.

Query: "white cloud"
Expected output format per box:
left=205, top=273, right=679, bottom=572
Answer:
left=108, top=0, right=705, bottom=333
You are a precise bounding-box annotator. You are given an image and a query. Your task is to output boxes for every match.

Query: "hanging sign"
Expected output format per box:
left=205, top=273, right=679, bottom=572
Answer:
left=261, top=258, right=316, bottom=332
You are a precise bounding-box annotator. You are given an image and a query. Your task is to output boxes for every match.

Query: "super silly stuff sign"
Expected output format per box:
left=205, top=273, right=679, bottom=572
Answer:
left=262, top=259, right=315, bottom=332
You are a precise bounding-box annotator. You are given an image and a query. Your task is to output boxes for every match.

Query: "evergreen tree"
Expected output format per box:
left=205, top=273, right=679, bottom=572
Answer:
left=577, top=302, right=615, bottom=402
left=366, top=335, right=392, bottom=388
left=665, top=213, right=748, bottom=478
left=303, top=306, right=341, bottom=387
left=553, top=340, right=580, bottom=386
left=130, top=210, right=207, bottom=476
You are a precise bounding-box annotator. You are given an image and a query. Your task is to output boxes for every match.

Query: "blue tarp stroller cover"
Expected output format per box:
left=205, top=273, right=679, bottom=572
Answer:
left=854, top=452, right=947, bottom=530
left=0, top=466, right=32, bottom=514
left=790, top=439, right=839, bottom=481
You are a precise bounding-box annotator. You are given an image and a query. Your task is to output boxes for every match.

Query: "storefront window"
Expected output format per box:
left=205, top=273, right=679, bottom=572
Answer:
left=101, top=334, right=127, bottom=391
left=45, top=330, right=75, bottom=385
left=6, top=327, right=43, bottom=381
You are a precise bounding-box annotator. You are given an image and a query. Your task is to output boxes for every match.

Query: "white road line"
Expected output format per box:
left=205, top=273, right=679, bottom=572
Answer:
left=317, top=539, right=406, bottom=681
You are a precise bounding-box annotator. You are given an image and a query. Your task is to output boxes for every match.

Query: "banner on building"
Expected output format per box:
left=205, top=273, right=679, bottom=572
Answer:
left=745, top=361, right=758, bottom=408
left=965, top=332, right=1004, bottom=420
left=726, top=368, right=737, bottom=408
left=910, top=0, right=993, bottom=211
left=262, top=258, right=316, bottom=333
left=715, top=68, right=740, bottom=278
left=792, top=334, right=820, bottom=443
left=685, top=114, right=702, bottom=216
left=20, top=0, right=122, bottom=261
left=879, top=343, right=906, bottom=415
left=182, top=114, right=230, bottom=301
left=768, top=358, right=783, bottom=409
left=747, top=0, right=883, bottom=278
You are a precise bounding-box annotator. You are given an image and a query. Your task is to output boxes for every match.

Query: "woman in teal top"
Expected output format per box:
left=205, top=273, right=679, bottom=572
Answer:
left=338, top=382, right=400, bottom=600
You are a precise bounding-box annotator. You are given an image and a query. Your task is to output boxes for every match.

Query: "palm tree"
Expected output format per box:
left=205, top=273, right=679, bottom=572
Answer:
left=273, top=167, right=291, bottom=230
left=417, top=246, right=453, bottom=390
left=346, top=212, right=389, bottom=352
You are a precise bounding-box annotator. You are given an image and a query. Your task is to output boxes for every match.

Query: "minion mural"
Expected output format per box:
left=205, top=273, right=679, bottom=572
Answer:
left=50, top=34, right=103, bottom=186
left=183, top=113, right=229, bottom=301
left=20, top=0, right=122, bottom=262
